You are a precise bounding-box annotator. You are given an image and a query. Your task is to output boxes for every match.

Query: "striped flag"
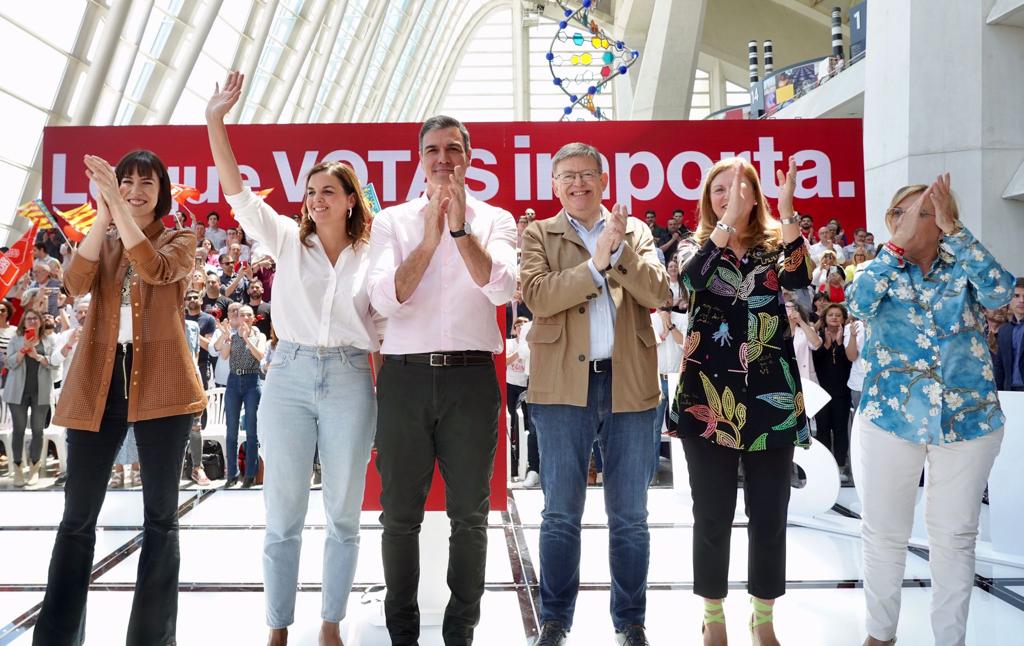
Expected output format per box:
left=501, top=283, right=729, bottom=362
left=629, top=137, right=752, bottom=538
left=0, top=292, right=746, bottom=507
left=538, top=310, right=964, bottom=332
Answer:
left=16, top=200, right=54, bottom=230
left=58, top=202, right=97, bottom=235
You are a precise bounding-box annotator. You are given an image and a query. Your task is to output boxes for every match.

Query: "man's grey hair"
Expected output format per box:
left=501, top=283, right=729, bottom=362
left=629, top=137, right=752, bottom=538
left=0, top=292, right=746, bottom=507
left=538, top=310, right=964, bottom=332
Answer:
left=33, top=262, right=52, bottom=274
left=419, top=115, right=471, bottom=151
left=551, top=142, right=603, bottom=174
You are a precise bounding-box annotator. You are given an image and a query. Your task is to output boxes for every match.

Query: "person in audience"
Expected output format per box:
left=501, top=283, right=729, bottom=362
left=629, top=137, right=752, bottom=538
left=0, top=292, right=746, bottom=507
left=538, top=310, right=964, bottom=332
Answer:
left=209, top=70, right=383, bottom=646
left=798, top=213, right=816, bottom=245
left=200, top=237, right=219, bottom=267
left=211, top=302, right=265, bottom=488
left=506, top=316, right=535, bottom=484
left=810, top=224, right=846, bottom=264
left=28, top=263, right=62, bottom=316
left=219, top=226, right=251, bottom=262
left=812, top=250, right=839, bottom=288
left=34, top=150, right=205, bottom=645
left=786, top=300, right=821, bottom=384
left=183, top=289, right=215, bottom=486
left=994, top=277, right=1024, bottom=391
left=819, top=266, right=847, bottom=303
left=0, top=300, right=18, bottom=371
left=246, top=277, right=272, bottom=337
left=843, top=227, right=868, bottom=258
left=202, top=271, right=231, bottom=321
left=505, top=279, right=532, bottom=338
left=217, top=253, right=248, bottom=301
left=847, top=174, right=1013, bottom=646
left=674, top=156, right=812, bottom=646
left=845, top=315, right=866, bottom=436
left=811, top=291, right=830, bottom=324
left=204, top=210, right=227, bottom=249
left=49, top=295, right=92, bottom=486
left=985, top=305, right=1010, bottom=358
left=812, top=303, right=854, bottom=482
left=4, top=308, right=59, bottom=487
left=666, top=257, right=683, bottom=306
left=520, top=141, right=669, bottom=646
left=652, top=294, right=686, bottom=480
left=659, top=214, right=686, bottom=262
left=192, top=220, right=206, bottom=245
left=863, top=231, right=876, bottom=254
left=367, top=114, right=516, bottom=646
left=829, top=219, right=848, bottom=247
left=845, top=247, right=869, bottom=282
left=33, top=242, right=62, bottom=275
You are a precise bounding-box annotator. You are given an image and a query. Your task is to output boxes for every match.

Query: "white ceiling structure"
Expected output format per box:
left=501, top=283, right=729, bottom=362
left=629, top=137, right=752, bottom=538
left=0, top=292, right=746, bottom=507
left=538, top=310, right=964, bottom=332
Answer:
left=1, top=0, right=854, bottom=227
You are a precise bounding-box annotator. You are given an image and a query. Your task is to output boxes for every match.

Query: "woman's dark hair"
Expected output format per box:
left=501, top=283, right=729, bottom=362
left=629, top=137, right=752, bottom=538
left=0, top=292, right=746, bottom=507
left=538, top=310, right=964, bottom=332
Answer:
left=17, top=308, right=49, bottom=338
left=114, top=150, right=173, bottom=219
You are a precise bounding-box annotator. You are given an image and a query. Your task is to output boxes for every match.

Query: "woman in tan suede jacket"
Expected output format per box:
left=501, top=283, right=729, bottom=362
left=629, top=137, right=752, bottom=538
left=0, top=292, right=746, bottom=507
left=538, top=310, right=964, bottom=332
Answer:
left=33, top=150, right=206, bottom=646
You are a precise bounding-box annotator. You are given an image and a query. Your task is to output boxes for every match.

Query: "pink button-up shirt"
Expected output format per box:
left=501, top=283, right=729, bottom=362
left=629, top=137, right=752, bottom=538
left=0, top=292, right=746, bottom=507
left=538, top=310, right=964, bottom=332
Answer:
left=367, top=193, right=518, bottom=354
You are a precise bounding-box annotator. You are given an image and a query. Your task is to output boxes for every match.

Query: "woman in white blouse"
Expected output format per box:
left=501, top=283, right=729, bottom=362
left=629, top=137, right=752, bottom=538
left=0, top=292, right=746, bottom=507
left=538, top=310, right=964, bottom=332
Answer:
left=786, top=300, right=821, bottom=384
left=207, top=71, right=383, bottom=646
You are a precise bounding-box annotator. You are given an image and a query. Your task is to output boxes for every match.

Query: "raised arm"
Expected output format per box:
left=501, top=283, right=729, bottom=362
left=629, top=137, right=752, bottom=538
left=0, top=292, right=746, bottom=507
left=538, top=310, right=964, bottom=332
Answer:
left=206, top=71, right=245, bottom=197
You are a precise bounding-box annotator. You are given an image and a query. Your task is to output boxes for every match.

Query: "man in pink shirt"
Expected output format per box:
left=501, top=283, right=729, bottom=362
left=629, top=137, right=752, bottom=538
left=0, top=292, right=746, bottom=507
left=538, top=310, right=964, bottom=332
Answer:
left=367, top=115, right=517, bottom=646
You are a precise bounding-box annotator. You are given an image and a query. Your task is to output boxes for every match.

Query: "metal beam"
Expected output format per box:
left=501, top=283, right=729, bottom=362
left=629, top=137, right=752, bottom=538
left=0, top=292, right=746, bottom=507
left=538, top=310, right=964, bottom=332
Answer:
left=72, top=0, right=133, bottom=125
left=265, top=0, right=331, bottom=122
left=357, top=0, right=426, bottom=122
left=291, top=0, right=347, bottom=123
left=156, top=0, right=224, bottom=123
left=230, top=0, right=279, bottom=124
left=328, top=0, right=389, bottom=122
left=100, top=0, right=157, bottom=125
left=386, top=0, right=449, bottom=122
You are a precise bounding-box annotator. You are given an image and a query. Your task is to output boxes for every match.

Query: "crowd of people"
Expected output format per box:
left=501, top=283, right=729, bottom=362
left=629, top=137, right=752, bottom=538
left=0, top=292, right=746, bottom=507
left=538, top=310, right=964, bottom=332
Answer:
left=0, top=72, right=1018, bottom=646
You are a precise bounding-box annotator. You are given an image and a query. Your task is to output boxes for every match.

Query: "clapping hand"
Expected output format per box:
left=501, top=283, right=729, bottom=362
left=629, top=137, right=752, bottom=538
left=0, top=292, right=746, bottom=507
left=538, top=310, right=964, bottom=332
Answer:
left=593, top=203, right=627, bottom=270
left=422, top=183, right=450, bottom=250
left=83, top=155, right=122, bottom=216
left=721, top=160, right=751, bottom=229
left=929, top=173, right=958, bottom=234
left=889, top=185, right=935, bottom=250
left=447, top=165, right=468, bottom=234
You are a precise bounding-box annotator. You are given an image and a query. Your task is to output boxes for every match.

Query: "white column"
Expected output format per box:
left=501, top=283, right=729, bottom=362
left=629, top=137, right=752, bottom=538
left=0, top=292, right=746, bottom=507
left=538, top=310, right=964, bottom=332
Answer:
left=630, top=0, right=706, bottom=120
left=862, top=0, right=1024, bottom=274
left=510, top=0, right=529, bottom=121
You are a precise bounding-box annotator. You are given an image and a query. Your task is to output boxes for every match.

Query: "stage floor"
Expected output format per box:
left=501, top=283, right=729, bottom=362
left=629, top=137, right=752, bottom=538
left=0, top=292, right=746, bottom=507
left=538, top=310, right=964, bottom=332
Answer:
left=1, top=483, right=1023, bottom=645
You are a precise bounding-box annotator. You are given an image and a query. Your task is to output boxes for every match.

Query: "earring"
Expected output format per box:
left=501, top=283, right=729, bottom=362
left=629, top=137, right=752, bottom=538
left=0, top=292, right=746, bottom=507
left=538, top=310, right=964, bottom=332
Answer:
left=347, top=207, right=353, bottom=219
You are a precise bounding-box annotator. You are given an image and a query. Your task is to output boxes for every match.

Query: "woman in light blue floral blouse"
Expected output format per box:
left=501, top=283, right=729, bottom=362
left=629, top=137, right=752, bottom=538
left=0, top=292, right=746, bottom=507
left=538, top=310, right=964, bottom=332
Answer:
left=847, top=174, right=1014, bottom=646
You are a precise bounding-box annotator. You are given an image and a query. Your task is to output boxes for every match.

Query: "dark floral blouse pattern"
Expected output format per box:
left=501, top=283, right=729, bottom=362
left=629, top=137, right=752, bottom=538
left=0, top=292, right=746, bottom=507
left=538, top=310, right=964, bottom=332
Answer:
left=672, top=236, right=813, bottom=451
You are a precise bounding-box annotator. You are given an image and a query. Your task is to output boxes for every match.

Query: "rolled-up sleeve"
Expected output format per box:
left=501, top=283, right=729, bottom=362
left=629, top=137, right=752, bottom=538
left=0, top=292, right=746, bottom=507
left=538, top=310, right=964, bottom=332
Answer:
left=479, top=208, right=518, bottom=305
left=224, top=188, right=292, bottom=261
left=366, top=208, right=404, bottom=317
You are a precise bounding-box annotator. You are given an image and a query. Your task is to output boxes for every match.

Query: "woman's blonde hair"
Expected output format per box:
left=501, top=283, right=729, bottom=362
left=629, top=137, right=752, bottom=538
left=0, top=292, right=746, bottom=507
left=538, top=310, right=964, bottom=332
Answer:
left=884, top=184, right=959, bottom=234
left=299, top=161, right=372, bottom=248
left=694, top=157, right=783, bottom=250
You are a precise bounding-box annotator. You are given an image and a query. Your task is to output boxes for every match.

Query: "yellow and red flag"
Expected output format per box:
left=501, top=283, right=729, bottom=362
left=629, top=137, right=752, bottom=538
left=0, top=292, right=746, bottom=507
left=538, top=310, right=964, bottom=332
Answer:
left=0, top=222, right=39, bottom=292
left=57, top=202, right=97, bottom=237
left=16, top=200, right=54, bottom=230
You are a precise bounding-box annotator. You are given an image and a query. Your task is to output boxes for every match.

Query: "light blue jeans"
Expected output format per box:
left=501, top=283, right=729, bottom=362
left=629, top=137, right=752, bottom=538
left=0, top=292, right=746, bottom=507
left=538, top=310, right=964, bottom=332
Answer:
left=259, top=341, right=377, bottom=628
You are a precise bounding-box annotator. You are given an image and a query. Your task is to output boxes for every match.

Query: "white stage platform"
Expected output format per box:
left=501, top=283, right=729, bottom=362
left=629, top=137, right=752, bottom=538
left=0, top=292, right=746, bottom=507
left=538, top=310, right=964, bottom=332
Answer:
left=1, top=485, right=1023, bottom=645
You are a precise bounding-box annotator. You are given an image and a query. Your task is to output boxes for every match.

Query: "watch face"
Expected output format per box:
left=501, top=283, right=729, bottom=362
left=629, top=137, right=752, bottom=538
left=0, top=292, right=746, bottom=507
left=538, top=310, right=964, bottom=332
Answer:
left=464, top=221, right=472, bottom=236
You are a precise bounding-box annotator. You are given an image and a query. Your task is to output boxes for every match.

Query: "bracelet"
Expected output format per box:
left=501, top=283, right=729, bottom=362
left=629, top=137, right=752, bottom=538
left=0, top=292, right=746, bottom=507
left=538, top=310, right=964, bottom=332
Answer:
left=780, top=216, right=800, bottom=225
left=885, top=241, right=905, bottom=257
left=715, top=221, right=736, bottom=234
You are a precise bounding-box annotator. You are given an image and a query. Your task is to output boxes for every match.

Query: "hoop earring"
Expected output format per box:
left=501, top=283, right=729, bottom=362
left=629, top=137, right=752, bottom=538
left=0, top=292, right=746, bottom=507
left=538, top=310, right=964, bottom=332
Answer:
left=347, top=207, right=353, bottom=219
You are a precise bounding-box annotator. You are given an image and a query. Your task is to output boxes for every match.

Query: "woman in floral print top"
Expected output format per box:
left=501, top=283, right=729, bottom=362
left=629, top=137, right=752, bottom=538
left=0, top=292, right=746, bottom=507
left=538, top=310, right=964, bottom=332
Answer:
left=672, top=157, right=812, bottom=646
left=846, top=175, right=1013, bottom=646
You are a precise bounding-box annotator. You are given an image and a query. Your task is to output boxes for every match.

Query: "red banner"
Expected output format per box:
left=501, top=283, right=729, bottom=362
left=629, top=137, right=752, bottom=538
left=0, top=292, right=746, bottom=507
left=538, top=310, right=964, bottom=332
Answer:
left=42, top=119, right=866, bottom=233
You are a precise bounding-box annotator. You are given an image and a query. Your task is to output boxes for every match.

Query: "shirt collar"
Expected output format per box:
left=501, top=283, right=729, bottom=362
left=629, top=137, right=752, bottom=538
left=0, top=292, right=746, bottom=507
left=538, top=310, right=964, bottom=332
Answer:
left=565, top=211, right=606, bottom=235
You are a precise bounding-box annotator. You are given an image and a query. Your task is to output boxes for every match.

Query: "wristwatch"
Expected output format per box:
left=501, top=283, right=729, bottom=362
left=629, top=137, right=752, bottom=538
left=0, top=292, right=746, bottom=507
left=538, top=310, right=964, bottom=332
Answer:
left=450, top=221, right=472, bottom=238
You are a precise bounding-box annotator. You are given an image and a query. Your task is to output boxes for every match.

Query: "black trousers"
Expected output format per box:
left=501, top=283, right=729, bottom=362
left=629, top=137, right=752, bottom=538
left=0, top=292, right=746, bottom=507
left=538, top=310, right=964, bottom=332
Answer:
left=814, top=391, right=851, bottom=467
left=33, top=346, right=191, bottom=646
left=681, top=437, right=793, bottom=600
left=375, top=359, right=500, bottom=646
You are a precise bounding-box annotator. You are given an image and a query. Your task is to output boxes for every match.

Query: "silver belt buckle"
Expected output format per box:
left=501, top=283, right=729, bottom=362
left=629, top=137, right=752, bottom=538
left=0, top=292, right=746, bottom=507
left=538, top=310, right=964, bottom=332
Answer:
left=592, top=360, right=605, bottom=373
left=429, top=353, right=445, bottom=367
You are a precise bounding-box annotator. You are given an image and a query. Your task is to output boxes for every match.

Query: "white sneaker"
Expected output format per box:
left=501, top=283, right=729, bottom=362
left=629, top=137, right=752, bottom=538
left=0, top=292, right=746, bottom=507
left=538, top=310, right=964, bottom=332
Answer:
left=523, top=470, right=540, bottom=487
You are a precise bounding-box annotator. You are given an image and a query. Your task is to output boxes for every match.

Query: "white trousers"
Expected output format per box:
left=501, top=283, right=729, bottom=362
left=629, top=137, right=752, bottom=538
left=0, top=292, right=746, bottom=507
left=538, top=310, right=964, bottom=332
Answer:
left=851, top=415, right=1002, bottom=646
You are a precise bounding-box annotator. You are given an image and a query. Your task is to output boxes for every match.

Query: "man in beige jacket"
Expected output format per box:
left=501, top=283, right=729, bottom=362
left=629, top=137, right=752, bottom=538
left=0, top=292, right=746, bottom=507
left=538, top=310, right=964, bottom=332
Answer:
left=520, top=142, right=669, bottom=646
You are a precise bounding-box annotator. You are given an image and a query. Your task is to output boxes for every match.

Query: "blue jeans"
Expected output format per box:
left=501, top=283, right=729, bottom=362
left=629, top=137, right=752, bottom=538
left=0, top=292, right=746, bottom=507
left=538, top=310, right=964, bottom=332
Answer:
left=531, top=370, right=658, bottom=631
left=225, top=372, right=261, bottom=479
left=259, top=342, right=376, bottom=628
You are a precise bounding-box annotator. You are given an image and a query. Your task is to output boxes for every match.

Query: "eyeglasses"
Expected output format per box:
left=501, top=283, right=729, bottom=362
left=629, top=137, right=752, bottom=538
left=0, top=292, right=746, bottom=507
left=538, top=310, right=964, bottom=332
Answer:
left=554, top=170, right=601, bottom=185
left=185, top=295, right=201, bottom=301
left=887, top=207, right=935, bottom=219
